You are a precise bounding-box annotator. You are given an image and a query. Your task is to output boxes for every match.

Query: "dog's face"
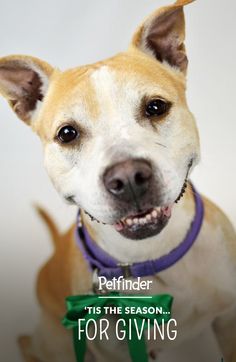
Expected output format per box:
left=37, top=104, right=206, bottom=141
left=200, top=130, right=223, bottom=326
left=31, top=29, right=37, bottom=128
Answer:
left=0, top=0, right=199, bottom=240
left=40, top=53, right=199, bottom=240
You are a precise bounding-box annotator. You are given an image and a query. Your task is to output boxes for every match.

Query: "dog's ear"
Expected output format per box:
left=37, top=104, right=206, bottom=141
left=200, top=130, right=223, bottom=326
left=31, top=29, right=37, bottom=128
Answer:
left=0, top=55, right=54, bottom=125
left=131, top=0, right=195, bottom=74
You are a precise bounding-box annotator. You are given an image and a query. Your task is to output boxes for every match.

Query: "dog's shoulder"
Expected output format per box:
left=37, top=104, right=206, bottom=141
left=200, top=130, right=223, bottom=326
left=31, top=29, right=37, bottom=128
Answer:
left=201, top=194, right=236, bottom=261
left=202, top=195, right=235, bottom=240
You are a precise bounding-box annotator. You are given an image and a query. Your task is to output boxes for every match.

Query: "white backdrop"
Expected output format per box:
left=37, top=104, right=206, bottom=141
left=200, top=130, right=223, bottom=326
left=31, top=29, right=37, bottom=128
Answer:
left=0, top=0, right=235, bottom=361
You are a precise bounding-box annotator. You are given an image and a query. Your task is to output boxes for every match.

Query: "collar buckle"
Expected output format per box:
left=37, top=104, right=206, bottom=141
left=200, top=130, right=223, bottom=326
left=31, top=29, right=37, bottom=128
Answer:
left=117, top=262, right=133, bottom=278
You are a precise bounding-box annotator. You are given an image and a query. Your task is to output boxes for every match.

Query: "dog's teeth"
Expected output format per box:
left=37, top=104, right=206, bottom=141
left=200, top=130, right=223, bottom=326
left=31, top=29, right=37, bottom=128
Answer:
left=117, top=205, right=173, bottom=230
left=126, top=218, right=133, bottom=226
left=152, top=210, right=158, bottom=218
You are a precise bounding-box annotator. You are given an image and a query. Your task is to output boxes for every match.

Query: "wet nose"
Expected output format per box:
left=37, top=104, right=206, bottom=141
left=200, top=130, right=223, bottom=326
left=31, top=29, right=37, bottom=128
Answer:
left=103, top=159, right=152, bottom=203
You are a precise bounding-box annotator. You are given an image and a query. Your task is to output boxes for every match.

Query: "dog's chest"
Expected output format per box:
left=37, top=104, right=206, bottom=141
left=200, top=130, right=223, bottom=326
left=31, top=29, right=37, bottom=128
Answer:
left=82, top=246, right=235, bottom=339
left=70, top=230, right=236, bottom=361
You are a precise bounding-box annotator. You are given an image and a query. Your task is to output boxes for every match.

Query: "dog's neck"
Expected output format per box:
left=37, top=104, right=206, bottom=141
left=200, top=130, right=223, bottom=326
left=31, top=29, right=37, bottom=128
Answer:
left=82, top=185, right=195, bottom=264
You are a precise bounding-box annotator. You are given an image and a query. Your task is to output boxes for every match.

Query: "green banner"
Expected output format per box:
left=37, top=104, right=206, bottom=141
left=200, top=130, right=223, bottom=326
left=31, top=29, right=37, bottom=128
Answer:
left=62, top=292, right=173, bottom=362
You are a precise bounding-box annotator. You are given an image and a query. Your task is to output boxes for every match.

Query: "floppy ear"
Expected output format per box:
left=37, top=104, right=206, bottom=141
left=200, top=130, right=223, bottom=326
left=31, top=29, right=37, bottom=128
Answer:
left=131, top=0, right=195, bottom=74
left=0, top=55, right=54, bottom=125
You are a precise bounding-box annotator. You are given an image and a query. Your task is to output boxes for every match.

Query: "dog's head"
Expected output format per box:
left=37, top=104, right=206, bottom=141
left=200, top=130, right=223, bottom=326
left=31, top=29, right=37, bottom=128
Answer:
left=0, top=0, right=200, bottom=240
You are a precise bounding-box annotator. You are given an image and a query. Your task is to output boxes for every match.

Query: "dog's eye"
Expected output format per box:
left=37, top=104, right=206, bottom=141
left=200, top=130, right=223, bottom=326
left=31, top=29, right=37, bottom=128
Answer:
left=145, top=99, right=169, bottom=117
left=57, top=125, right=78, bottom=143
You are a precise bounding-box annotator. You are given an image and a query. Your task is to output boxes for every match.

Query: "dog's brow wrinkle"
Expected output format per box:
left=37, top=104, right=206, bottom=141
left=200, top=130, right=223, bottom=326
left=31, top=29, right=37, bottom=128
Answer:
left=155, top=142, right=167, bottom=148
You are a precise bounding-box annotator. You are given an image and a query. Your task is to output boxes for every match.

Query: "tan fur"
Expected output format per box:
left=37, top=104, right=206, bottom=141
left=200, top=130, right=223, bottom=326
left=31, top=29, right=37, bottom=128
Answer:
left=32, top=51, right=187, bottom=142
left=36, top=217, right=92, bottom=317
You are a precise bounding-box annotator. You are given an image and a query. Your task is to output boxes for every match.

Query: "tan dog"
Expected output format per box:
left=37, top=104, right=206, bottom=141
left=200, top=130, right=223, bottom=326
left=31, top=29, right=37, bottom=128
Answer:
left=0, top=0, right=236, bottom=361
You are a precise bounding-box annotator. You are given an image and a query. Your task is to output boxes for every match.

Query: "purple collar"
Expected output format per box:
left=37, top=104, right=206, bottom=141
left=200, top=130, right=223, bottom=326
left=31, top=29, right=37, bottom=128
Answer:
left=76, top=183, right=204, bottom=279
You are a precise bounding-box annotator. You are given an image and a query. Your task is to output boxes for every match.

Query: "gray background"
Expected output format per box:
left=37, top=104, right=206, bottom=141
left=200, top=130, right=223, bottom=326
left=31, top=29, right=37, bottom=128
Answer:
left=0, top=0, right=235, bottom=361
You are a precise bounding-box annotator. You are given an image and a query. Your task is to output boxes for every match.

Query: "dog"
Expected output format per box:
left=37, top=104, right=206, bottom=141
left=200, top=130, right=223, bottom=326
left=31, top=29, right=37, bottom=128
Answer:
left=0, top=0, right=236, bottom=361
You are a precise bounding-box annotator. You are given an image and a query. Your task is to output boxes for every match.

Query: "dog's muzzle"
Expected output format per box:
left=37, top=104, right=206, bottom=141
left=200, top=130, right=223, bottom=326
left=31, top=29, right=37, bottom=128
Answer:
left=83, top=157, right=193, bottom=240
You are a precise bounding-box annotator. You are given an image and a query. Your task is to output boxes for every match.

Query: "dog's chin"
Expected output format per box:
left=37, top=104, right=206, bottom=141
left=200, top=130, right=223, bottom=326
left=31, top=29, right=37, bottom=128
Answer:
left=113, top=206, right=172, bottom=240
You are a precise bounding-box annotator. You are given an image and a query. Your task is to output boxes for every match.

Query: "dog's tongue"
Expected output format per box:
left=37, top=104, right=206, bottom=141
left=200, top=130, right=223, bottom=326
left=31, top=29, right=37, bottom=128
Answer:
left=114, top=205, right=172, bottom=231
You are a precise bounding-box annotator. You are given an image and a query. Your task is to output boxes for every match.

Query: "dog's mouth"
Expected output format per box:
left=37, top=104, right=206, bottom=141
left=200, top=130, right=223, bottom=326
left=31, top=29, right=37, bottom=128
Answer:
left=113, top=205, right=172, bottom=240
left=84, top=178, right=188, bottom=240
left=112, top=178, right=188, bottom=239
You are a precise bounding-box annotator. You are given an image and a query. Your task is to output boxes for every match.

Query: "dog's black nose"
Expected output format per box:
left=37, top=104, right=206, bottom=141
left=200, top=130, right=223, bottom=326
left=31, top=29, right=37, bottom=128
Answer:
left=103, top=159, right=152, bottom=202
